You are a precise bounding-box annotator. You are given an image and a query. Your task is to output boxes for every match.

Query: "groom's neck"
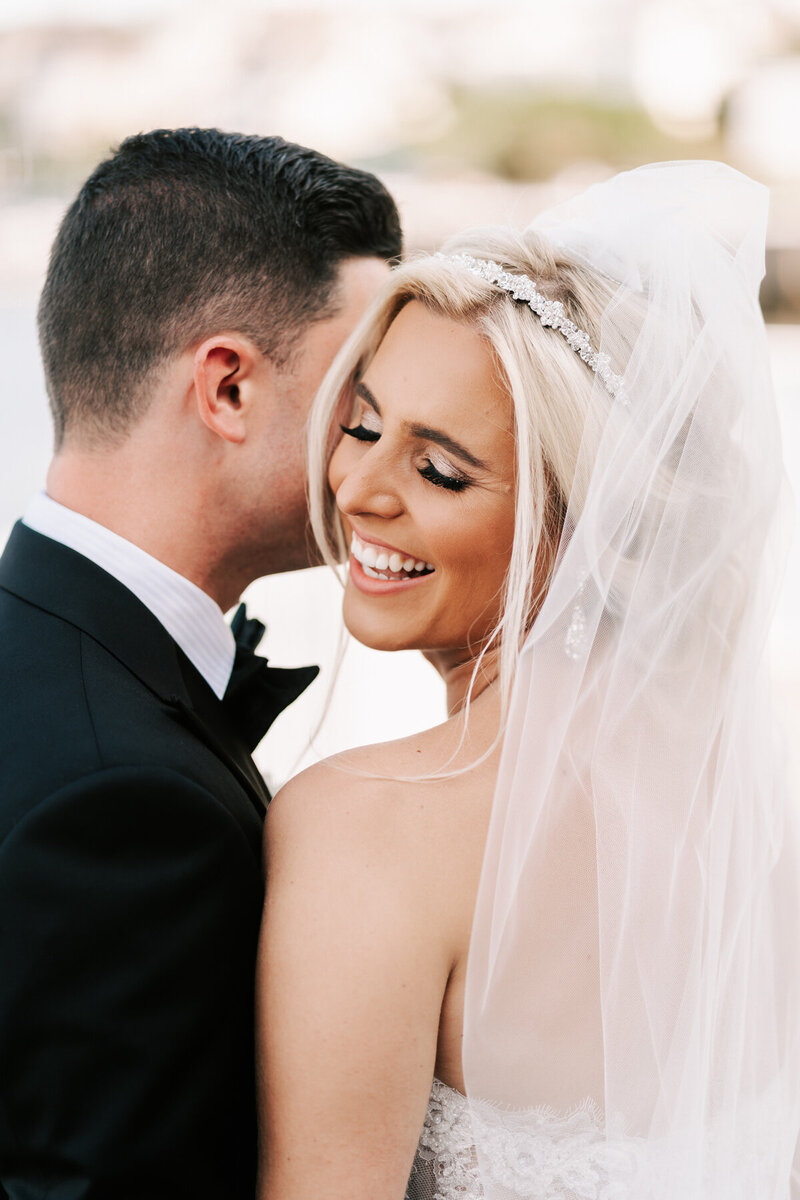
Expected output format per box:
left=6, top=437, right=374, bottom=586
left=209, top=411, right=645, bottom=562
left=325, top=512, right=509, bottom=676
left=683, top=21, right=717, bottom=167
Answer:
left=45, top=433, right=242, bottom=613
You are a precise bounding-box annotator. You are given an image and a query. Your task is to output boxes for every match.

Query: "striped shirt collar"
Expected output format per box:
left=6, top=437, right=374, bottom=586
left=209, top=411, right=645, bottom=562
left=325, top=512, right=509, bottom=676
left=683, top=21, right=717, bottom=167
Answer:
left=23, top=492, right=236, bottom=699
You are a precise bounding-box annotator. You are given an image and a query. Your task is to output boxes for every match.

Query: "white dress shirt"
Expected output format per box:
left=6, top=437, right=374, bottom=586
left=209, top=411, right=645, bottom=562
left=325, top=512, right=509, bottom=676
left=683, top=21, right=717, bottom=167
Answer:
left=23, top=492, right=236, bottom=699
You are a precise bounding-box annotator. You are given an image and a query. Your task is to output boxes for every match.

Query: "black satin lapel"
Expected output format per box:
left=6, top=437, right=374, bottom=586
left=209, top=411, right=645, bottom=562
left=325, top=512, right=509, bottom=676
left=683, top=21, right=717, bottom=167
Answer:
left=169, top=698, right=270, bottom=815
left=0, top=522, right=189, bottom=703
left=0, top=525, right=271, bottom=813
left=173, top=654, right=271, bottom=814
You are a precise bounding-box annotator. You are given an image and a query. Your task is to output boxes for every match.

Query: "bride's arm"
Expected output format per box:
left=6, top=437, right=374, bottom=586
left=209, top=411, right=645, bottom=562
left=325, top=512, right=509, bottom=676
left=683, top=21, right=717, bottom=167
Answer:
left=256, top=760, right=459, bottom=1200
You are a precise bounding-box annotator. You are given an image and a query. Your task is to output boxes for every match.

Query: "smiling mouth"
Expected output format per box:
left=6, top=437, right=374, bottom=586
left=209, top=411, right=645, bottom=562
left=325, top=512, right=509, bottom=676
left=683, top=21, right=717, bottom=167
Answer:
left=350, top=532, right=435, bottom=582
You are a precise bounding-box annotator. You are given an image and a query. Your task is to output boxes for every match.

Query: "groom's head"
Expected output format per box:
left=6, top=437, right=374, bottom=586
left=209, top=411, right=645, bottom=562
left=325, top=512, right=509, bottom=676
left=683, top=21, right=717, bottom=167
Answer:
left=38, top=128, right=400, bottom=588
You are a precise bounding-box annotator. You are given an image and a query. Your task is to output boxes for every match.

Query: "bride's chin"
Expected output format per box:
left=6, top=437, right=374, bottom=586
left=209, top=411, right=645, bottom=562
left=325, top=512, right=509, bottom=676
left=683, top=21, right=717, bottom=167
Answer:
left=341, top=612, right=417, bottom=654
left=341, top=594, right=427, bottom=654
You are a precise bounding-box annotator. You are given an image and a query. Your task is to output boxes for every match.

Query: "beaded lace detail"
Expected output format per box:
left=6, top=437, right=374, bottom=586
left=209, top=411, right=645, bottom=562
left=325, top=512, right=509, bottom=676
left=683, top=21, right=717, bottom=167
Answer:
left=406, top=1078, right=646, bottom=1200
left=406, top=1078, right=482, bottom=1200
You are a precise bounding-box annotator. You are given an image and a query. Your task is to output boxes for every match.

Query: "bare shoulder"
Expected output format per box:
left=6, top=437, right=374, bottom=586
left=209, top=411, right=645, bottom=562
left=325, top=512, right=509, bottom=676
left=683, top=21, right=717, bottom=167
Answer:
left=266, top=727, right=451, bottom=869
left=265, top=752, right=408, bottom=867
left=266, top=704, right=498, bottom=918
left=270, top=709, right=491, bottom=833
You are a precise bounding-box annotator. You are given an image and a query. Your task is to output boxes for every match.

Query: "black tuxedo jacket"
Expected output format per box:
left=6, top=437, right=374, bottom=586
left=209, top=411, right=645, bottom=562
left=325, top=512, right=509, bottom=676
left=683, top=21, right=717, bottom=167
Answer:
left=0, top=522, right=305, bottom=1199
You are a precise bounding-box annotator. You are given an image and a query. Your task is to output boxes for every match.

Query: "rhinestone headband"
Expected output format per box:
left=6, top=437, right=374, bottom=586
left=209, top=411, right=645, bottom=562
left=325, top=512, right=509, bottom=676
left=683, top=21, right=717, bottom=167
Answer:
left=438, top=252, right=627, bottom=403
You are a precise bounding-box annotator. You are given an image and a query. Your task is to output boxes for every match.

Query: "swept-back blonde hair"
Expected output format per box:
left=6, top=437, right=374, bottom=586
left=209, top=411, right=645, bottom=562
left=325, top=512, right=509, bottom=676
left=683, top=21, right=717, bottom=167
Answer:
left=307, top=227, right=618, bottom=723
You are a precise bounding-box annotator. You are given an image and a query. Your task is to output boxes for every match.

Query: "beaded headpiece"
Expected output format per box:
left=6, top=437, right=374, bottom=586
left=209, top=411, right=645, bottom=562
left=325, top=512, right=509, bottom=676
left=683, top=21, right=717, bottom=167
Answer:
left=438, top=252, right=627, bottom=403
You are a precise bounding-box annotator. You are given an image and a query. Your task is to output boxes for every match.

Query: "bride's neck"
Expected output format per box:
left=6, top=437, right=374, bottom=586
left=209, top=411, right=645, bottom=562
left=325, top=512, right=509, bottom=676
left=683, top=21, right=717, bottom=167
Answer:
left=424, top=643, right=502, bottom=717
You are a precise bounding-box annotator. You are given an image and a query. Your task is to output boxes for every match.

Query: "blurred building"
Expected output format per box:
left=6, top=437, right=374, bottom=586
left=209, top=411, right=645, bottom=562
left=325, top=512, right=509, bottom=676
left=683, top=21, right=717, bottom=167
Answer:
left=2, top=0, right=800, bottom=312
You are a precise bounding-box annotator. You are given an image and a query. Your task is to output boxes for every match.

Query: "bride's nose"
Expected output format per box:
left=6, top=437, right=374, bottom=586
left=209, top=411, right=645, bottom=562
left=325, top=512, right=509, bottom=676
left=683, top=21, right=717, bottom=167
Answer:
left=334, top=450, right=404, bottom=521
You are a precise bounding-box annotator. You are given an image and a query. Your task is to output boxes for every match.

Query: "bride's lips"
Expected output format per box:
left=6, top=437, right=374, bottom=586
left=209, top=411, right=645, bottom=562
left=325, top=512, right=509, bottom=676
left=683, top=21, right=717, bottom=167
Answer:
left=347, top=527, right=436, bottom=597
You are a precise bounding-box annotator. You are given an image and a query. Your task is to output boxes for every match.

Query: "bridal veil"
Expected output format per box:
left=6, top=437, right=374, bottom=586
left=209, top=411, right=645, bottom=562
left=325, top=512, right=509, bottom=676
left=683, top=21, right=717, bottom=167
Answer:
left=461, top=163, right=800, bottom=1198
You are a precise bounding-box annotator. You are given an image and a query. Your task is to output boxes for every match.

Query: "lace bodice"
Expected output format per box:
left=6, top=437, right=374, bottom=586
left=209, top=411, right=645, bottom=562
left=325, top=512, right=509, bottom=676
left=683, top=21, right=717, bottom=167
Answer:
left=406, top=1079, right=480, bottom=1200
left=405, top=1078, right=646, bottom=1200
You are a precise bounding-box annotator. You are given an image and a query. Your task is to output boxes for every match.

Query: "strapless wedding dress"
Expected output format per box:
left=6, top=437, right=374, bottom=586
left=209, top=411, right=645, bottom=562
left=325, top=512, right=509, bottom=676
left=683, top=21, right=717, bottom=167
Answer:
left=405, top=1077, right=643, bottom=1200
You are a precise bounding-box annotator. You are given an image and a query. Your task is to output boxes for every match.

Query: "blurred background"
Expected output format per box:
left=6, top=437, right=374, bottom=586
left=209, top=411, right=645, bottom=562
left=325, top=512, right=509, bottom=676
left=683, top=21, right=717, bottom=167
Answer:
left=1, top=0, right=799, bottom=789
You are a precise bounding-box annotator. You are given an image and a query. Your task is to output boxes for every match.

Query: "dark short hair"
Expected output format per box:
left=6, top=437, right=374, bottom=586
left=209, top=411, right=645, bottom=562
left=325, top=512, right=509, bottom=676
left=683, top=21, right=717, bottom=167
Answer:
left=38, top=128, right=402, bottom=445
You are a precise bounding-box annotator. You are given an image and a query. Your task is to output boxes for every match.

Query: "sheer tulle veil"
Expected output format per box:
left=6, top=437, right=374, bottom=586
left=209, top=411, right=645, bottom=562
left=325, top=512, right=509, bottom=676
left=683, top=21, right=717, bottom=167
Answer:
left=461, top=163, right=800, bottom=1198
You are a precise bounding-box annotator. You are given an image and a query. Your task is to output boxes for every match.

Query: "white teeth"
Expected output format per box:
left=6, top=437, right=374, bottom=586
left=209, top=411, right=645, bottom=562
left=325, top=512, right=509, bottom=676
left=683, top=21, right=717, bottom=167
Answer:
left=350, top=533, right=435, bottom=579
left=362, top=564, right=391, bottom=580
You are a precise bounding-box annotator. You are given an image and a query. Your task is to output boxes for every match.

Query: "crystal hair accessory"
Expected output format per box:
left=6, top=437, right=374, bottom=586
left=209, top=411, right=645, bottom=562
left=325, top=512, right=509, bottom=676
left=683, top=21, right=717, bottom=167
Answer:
left=438, top=252, right=627, bottom=404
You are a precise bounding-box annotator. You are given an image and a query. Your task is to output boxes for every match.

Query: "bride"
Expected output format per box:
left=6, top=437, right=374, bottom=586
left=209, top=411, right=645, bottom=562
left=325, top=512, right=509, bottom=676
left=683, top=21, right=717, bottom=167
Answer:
left=255, top=162, right=800, bottom=1199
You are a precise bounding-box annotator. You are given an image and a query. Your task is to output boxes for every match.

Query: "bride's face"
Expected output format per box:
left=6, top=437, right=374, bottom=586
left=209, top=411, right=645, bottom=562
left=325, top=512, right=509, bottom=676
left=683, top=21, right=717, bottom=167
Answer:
left=328, top=300, right=517, bottom=657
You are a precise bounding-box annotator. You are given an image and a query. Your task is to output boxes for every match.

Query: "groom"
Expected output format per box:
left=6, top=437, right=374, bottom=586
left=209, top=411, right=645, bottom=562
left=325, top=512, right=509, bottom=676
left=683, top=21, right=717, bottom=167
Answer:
left=0, top=129, right=400, bottom=1199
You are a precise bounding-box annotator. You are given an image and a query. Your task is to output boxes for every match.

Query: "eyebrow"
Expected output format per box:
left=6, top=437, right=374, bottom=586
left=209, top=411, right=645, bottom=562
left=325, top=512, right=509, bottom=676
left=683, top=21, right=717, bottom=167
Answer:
left=355, top=381, right=489, bottom=471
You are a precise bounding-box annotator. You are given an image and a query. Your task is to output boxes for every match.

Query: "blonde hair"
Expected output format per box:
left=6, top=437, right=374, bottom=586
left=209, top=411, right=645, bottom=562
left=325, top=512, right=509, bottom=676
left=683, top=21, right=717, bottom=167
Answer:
left=307, top=227, right=619, bottom=724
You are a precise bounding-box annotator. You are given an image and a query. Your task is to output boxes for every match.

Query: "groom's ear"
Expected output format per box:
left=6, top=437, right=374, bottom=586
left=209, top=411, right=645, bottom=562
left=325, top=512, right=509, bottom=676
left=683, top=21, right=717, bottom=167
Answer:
left=192, top=334, right=273, bottom=444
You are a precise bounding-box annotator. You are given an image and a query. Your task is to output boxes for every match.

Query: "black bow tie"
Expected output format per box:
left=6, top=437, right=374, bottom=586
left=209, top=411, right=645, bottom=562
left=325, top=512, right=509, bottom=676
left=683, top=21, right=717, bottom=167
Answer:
left=222, top=603, right=319, bottom=752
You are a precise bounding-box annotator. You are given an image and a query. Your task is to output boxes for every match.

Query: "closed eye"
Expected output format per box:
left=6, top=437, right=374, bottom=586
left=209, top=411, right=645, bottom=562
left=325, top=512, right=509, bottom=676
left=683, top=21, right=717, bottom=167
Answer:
left=340, top=422, right=380, bottom=443
left=418, top=460, right=470, bottom=492
left=340, top=405, right=471, bottom=493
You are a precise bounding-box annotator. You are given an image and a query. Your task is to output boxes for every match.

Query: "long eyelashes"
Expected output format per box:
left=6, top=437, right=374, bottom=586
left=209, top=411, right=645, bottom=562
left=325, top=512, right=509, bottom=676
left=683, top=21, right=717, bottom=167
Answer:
left=340, top=422, right=380, bottom=443
left=418, top=462, right=469, bottom=492
left=339, top=424, right=471, bottom=493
